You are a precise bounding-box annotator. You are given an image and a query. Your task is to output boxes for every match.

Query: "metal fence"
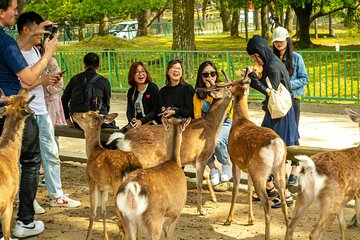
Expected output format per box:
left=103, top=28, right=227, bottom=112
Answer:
left=55, top=50, right=360, bottom=103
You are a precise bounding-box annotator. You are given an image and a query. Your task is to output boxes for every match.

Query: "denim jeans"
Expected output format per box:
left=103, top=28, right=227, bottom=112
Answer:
left=0, top=116, right=41, bottom=238
left=35, top=114, right=64, bottom=199
left=207, top=118, right=232, bottom=165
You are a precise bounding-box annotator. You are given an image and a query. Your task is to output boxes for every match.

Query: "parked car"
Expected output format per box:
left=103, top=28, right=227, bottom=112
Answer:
left=110, top=21, right=138, bottom=40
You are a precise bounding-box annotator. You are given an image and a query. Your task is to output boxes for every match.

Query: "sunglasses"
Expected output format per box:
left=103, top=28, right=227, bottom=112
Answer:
left=202, top=71, right=217, bottom=78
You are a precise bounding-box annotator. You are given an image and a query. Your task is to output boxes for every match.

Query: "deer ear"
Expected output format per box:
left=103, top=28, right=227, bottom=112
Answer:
left=181, top=117, right=191, bottom=130
left=103, top=113, right=118, bottom=124
left=0, top=106, right=6, bottom=118
left=345, top=108, right=360, bottom=124
left=18, top=88, right=28, bottom=97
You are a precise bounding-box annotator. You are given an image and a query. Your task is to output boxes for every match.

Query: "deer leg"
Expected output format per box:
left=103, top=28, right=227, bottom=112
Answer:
left=122, top=216, right=137, bottom=240
left=247, top=174, right=254, bottom=225
left=1, top=205, right=13, bottom=240
left=195, top=161, right=208, bottom=215
left=113, top=185, right=125, bottom=240
left=224, top=165, right=241, bottom=225
left=309, top=199, right=342, bottom=240
left=252, top=175, right=271, bottom=240
left=164, top=215, right=180, bottom=240
left=147, top=216, right=164, bottom=240
left=100, top=191, right=109, bottom=240
left=337, top=206, right=346, bottom=240
left=87, top=183, right=98, bottom=240
left=203, top=172, right=217, bottom=203
left=285, top=191, right=313, bottom=240
left=272, top=164, right=288, bottom=226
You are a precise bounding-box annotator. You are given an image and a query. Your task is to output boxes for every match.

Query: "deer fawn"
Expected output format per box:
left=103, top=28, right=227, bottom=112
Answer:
left=72, top=111, right=142, bottom=240
left=222, top=72, right=288, bottom=240
left=0, top=89, right=34, bottom=240
left=108, top=85, right=235, bottom=215
left=116, top=117, right=191, bottom=240
left=285, top=108, right=360, bottom=240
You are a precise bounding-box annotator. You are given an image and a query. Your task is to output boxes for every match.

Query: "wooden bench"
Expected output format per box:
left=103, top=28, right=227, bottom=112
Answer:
left=55, top=125, right=336, bottom=163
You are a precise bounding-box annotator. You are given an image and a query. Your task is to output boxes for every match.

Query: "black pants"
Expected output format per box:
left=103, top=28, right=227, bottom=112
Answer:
left=291, top=98, right=300, bottom=166
left=0, top=116, right=41, bottom=237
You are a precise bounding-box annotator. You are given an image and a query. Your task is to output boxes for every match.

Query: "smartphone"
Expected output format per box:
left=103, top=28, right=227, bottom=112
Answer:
left=44, top=25, right=58, bottom=40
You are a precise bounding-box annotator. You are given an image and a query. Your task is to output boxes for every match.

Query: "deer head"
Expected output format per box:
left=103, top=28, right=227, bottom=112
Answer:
left=72, top=111, right=118, bottom=132
left=0, top=89, right=34, bottom=119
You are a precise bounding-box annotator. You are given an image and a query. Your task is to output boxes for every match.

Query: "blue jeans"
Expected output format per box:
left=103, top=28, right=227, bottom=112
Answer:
left=0, top=116, right=41, bottom=238
left=35, top=114, right=64, bottom=199
left=207, top=118, right=232, bottom=165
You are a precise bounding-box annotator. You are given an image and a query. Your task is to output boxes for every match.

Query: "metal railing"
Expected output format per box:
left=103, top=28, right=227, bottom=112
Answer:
left=55, top=50, right=360, bottom=103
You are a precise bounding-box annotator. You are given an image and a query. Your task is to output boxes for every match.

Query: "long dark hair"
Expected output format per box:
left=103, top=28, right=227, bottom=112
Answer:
left=195, top=61, right=219, bottom=99
left=273, top=37, right=294, bottom=77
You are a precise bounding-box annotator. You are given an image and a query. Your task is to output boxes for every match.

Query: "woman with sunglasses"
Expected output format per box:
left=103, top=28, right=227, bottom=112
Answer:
left=126, top=61, right=160, bottom=129
left=193, top=61, right=233, bottom=190
left=159, top=59, right=195, bottom=119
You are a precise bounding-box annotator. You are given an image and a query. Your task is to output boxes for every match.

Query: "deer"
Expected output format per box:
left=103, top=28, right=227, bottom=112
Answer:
left=0, top=89, right=35, bottom=240
left=72, top=111, right=142, bottom=240
left=116, top=117, right=191, bottom=240
left=107, top=80, right=238, bottom=215
left=221, top=70, right=288, bottom=240
left=285, top=108, right=360, bottom=240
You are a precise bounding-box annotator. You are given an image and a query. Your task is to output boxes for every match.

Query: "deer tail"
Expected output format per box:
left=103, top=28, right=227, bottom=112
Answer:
left=295, top=155, right=327, bottom=200
left=117, top=181, right=148, bottom=220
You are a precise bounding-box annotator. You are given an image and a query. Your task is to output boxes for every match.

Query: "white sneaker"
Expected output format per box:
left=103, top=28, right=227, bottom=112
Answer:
left=0, top=237, right=18, bottom=240
left=210, top=168, right=220, bottom=186
left=33, top=200, right=45, bottom=214
left=221, top=164, right=232, bottom=182
left=50, top=194, right=81, bottom=208
left=13, top=220, right=44, bottom=238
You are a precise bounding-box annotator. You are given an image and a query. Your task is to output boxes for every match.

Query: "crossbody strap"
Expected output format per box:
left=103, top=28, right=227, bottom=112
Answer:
left=265, top=77, right=273, bottom=89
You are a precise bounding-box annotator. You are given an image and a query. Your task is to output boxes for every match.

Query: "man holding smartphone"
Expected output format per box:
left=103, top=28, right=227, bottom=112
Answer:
left=0, top=1, right=58, bottom=238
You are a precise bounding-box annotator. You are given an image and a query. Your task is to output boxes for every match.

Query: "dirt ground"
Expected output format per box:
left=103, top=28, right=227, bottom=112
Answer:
left=11, top=95, right=360, bottom=239
left=18, top=163, right=359, bottom=240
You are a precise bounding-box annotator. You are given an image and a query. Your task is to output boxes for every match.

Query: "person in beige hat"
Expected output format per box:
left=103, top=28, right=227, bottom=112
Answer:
left=272, top=26, right=309, bottom=186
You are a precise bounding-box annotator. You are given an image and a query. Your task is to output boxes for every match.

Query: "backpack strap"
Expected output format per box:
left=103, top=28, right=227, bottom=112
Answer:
left=86, top=74, right=102, bottom=86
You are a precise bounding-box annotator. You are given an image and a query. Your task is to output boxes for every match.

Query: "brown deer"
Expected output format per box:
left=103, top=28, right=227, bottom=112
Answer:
left=72, top=111, right=142, bottom=240
left=0, top=89, right=35, bottom=240
left=285, top=108, right=360, bottom=240
left=107, top=84, right=237, bottom=215
left=222, top=72, right=288, bottom=240
left=116, top=117, right=190, bottom=240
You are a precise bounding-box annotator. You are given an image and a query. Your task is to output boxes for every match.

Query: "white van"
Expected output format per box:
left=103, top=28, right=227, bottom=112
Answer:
left=110, top=21, right=138, bottom=40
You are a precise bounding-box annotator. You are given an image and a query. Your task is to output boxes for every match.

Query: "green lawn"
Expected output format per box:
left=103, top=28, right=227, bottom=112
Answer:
left=58, top=30, right=360, bottom=52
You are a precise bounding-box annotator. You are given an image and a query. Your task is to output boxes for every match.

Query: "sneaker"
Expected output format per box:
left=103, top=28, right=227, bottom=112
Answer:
left=221, top=164, right=232, bottom=182
left=287, top=174, right=298, bottom=186
left=210, top=168, right=220, bottom=186
left=50, top=194, right=81, bottom=208
left=33, top=200, right=45, bottom=214
left=13, top=220, right=44, bottom=238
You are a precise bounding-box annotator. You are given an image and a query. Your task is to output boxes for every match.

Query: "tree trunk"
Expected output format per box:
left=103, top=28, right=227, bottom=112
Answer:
left=231, top=8, right=240, bottom=37
left=244, top=7, right=249, bottom=41
left=260, top=5, right=268, bottom=38
left=17, top=0, right=26, bottom=15
left=344, top=7, right=355, bottom=27
left=284, top=7, right=295, bottom=32
left=172, top=0, right=195, bottom=50
left=219, top=0, right=231, bottom=32
left=292, top=2, right=313, bottom=48
left=254, top=8, right=260, bottom=31
left=99, top=16, right=109, bottom=36
left=137, top=9, right=150, bottom=36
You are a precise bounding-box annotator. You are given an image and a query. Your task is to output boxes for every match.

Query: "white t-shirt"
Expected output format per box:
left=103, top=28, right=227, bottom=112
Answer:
left=21, top=47, right=47, bottom=115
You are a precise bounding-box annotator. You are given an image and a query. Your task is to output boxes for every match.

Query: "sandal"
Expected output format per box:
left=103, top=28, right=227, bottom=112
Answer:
left=266, top=187, right=277, bottom=198
left=252, top=192, right=261, bottom=202
left=271, top=194, right=294, bottom=209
